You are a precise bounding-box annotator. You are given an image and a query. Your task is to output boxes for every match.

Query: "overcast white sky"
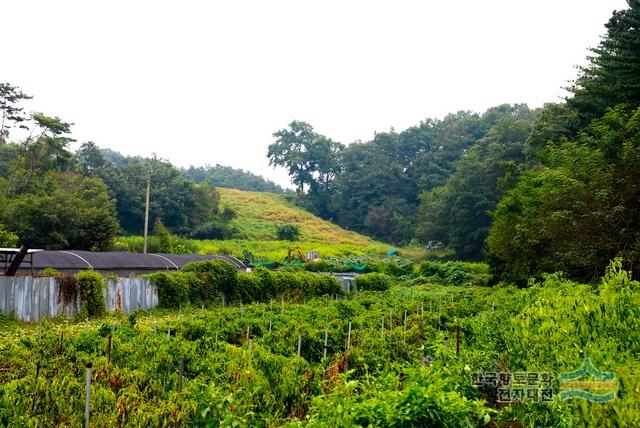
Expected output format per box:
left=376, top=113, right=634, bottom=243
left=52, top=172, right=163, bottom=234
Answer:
left=2, top=0, right=628, bottom=188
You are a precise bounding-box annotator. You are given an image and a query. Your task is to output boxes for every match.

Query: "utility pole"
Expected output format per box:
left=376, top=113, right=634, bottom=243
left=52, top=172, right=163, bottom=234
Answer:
left=143, top=177, right=150, bottom=254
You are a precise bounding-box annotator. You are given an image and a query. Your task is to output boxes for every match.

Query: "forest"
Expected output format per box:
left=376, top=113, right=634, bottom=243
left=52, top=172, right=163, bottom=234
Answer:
left=267, top=1, right=640, bottom=283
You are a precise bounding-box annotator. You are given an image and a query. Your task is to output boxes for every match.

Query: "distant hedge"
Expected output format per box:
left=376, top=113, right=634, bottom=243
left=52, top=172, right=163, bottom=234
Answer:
left=355, top=273, right=392, bottom=291
left=148, top=261, right=342, bottom=308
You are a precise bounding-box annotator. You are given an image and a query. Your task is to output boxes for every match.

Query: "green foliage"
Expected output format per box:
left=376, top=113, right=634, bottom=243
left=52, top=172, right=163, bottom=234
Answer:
left=0, top=224, right=18, bottom=247
left=355, top=273, right=392, bottom=291
left=276, top=224, right=301, bottom=241
left=268, top=120, right=344, bottom=195
left=189, top=219, right=238, bottom=240
left=1, top=172, right=119, bottom=250
left=147, top=272, right=191, bottom=308
left=487, top=106, right=640, bottom=283
left=418, top=261, right=490, bottom=286
left=416, top=105, right=535, bottom=260
left=75, top=270, right=106, bottom=317
left=182, top=260, right=239, bottom=302
left=568, top=0, right=640, bottom=121
left=40, top=267, right=60, bottom=276
left=183, top=164, right=288, bottom=194
left=148, top=263, right=341, bottom=308
left=3, top=264, right=639, bottom=425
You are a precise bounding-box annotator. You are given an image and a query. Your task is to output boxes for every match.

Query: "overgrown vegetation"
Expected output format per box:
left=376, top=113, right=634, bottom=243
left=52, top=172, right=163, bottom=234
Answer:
left=1, top=260, right=638, bottom=426
left=148, top=260, right=342, bottom=308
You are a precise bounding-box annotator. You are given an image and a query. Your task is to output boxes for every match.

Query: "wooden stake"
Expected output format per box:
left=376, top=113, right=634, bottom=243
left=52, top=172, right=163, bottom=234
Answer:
left=178, top=356, right=184, bottom=392
left=323, top=327, right=328, bottom=359
left=107, top=335, right=112, bottom=364
left=403, top=310, right=407, bottom=342
left=297, top=335, right=302, bottom=357
left=347, top=322, right=352, bottom=350
left=84, top=362, right=92, bottom=428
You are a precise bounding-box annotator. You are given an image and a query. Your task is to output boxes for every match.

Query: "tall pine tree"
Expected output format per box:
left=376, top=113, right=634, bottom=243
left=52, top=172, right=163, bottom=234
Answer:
left=568, top=0, right=640, bottom=121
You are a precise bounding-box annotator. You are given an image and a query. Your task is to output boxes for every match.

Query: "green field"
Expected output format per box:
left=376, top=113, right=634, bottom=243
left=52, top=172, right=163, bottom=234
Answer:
left=1, top=261, right=638, bottom=426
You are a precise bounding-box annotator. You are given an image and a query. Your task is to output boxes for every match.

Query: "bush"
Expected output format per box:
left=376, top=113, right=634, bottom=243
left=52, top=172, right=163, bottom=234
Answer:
left=189, top=219, right=237, bottom=240
left=276, top=224, right=300, bottom=241
left=147, top=272, right=190, bottom=308
left=75, top=270, right=106, bottom=317
left=182, top=260, right=239, bottom=303
left=418, top=261, right=490, bottom=286
left=0, top=226, right=18, bottom=247
left=356, top=273, right=392, bottom=291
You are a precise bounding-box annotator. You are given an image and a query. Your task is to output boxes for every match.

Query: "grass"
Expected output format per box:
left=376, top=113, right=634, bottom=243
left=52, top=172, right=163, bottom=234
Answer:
left=115, top=188, right=429, bottom=261
left=219, top=188, right=378, bottom=245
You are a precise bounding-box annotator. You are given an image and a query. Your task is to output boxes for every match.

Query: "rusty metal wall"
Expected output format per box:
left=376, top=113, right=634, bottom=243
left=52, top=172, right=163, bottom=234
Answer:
left=0, top=276, right=158, bottom=322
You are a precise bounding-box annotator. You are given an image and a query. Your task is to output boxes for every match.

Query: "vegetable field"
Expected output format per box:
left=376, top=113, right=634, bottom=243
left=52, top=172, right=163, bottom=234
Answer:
left=1, top=261, right=639, bottom=426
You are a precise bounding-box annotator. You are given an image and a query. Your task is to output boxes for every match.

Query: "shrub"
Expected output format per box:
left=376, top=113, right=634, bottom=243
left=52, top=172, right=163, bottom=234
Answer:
left=147, top=272, right=190, bottom=308
left=418, top=261, right=490, bottom=286
left=356, top=273, right=392, bottom=291
left=40, top=267, right=60, bottom=276
left=252, top=267, right=278, bottom=298
left=276, top=224, right=300, bottom=241
left=189, top=220, right=237, bottom=240
left=75, top=270, right=106, bottom=317
left=236, top=274, right=264, bottom=303
left=0, top=226, right=18, bottom=247
left=182, top=260, right=239, bottom=303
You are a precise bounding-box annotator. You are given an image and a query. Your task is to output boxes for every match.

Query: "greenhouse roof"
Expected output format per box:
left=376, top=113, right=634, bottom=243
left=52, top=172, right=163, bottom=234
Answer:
left=10, top=250, right=246, bottom=274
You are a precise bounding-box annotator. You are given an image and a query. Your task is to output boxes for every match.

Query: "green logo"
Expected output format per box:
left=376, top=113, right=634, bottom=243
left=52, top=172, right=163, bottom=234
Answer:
left=558, top=358, right=616, bottom=402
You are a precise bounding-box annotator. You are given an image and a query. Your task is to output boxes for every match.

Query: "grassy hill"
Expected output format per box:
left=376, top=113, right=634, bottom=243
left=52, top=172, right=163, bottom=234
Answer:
left=218, top=187, right=376, bottom=245
left=117, top=188, right=427, bottom=261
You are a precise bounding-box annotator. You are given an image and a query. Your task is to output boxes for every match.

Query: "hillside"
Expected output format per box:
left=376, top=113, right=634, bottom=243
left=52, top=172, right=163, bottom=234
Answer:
left=114, top=187, right=428, bottom=260
left=218, top=187, right=376, bottom=245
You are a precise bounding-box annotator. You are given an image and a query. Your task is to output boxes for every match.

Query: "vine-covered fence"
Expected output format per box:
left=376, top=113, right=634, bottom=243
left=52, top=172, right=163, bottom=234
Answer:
left=0, top=276, right=158, bottom=322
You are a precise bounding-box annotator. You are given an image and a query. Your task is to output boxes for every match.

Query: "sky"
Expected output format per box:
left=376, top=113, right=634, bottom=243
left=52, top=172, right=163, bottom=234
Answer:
left=2, top=0, right=629, bottom=188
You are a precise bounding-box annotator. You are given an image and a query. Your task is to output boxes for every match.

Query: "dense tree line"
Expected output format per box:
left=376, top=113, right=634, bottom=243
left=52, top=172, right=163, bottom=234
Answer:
left=268, top=105, right=536, bottom=248
left=183, top=164, right=288, bottom=194
left=0, top=92, right=243, bottom=249
left=270, top=1, right=640, bottom=282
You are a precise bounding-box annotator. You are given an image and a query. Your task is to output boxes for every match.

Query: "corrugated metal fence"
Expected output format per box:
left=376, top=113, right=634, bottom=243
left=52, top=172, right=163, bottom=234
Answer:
left=0, top=276, right=158, bottom=322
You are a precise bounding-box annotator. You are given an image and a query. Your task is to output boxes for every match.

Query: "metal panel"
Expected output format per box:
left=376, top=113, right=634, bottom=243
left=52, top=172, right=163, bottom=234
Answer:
left=0, top=276, right=158, bottom=322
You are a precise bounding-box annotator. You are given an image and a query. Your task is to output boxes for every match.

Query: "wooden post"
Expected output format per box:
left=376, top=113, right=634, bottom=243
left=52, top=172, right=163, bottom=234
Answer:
left=178, top=356, right=184, bottom=392
left=107, top=335, right=112, bottom=364
left=323, top=326, right=328, bottom=359
left=347, top=322, right=352, bottom=350
left=297, top=335, right=302, bottom=357
left=403, top=310, right=407, bottom=342
left=84, top=362, right=92, bottom=428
